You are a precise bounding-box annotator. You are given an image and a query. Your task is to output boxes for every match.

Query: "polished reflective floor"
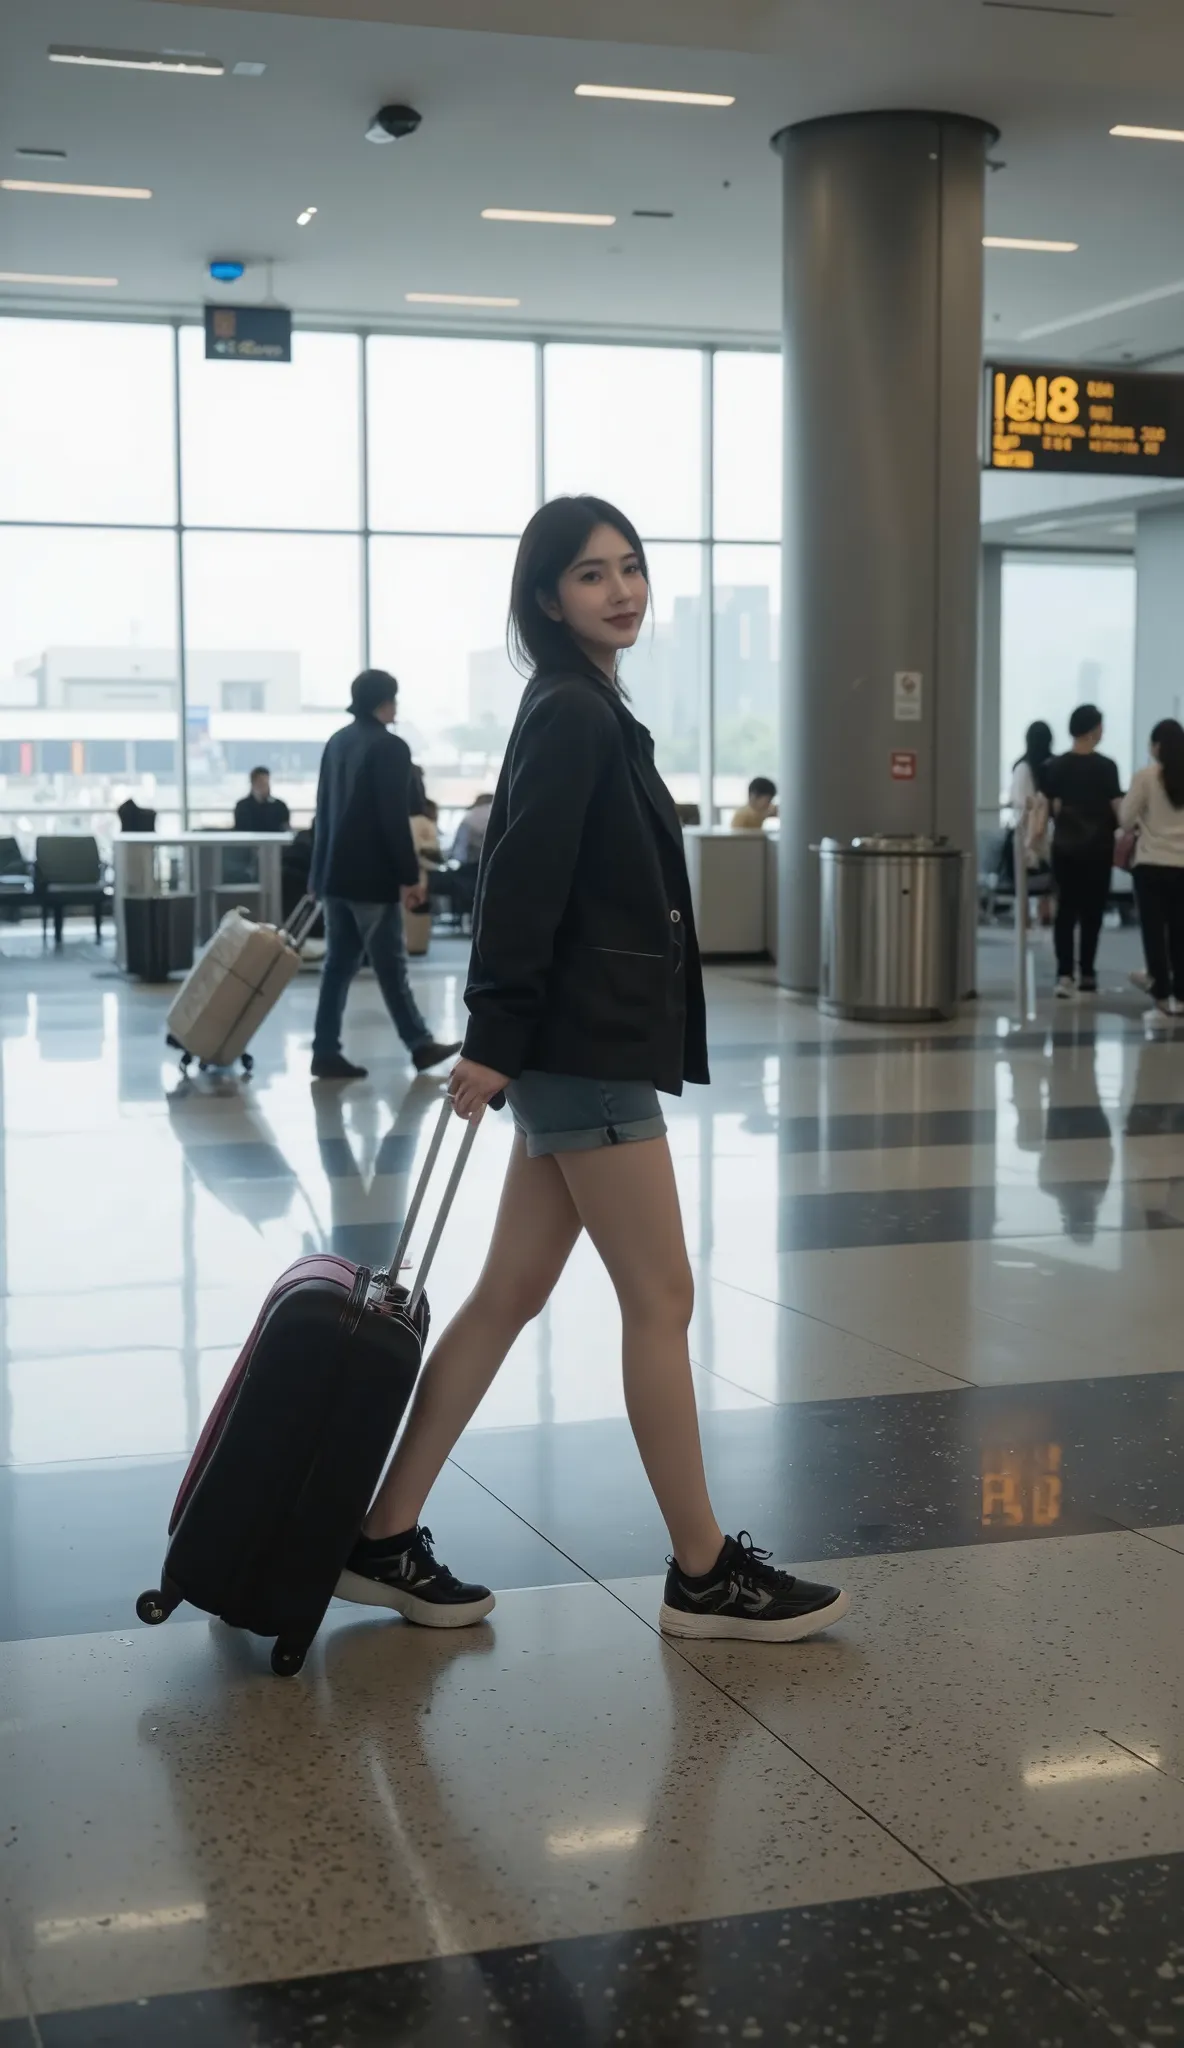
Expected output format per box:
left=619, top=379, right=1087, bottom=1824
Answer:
left=3, top=921, right=1184, bottom=2044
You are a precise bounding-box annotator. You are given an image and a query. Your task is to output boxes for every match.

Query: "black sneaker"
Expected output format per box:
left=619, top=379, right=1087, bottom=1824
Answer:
left=659, top=1532, right=849, bottom=1643
left=336, top=1525, right=495, bottom=1628
left=412, top=1039, right=462, bottom=1073
left=1078, top=974, right=1098, bottom=995
left=311, top=1052, right=368, bottom=1080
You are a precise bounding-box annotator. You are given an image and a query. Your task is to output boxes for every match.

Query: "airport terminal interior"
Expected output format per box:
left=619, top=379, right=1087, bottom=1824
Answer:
left=4, top=0, right=1184, bottom=2042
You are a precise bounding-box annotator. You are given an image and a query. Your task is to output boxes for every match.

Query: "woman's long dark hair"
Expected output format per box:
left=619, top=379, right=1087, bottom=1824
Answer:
left=1013, top=719, right=1053, bottom=773
left=1152, top=717, right=1184, bottom=809
left=508, top=494, right=649, bottom=685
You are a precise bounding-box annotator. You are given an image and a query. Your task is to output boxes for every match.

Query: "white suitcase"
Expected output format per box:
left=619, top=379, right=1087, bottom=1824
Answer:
left=166, top=896, right=319, bottom=1074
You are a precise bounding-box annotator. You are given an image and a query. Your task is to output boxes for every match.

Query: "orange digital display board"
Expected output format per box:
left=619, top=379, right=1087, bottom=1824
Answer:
left=986, top=363, right=1184, bottom=476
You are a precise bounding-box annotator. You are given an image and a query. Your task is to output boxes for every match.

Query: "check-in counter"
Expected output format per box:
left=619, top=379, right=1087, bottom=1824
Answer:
left=113, top=831, right=292, bottom=971
left=682, top=827, right=772, bottom=958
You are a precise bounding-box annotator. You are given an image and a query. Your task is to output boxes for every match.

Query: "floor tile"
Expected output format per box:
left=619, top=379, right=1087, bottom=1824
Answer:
left=711, top=1233, right=1184, bottom=1384
left=611, top=1531, right=1184, bottom=1884
left=27, top=1887, right=1122, bottom=2047
left=0, top=1455, right=581, bottom=1644
left=968, top=1849, right=1184, bottom=2044
left=1, top=1588, right=931, bottom=2013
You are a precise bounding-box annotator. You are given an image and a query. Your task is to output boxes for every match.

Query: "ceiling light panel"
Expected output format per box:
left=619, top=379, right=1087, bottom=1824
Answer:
left=1, top=179, right=151, bottom=199
left=1111, top=124, right=1184, bottom=143
left=575, top=84, right=734, bottom=106
left=406, top=292, right=521, bottom=307
left=482, top=208, right=615, bottom=226
left=48, top=45, right=224, bottom=75
left=984, top=235, right=1079, bottom=251
left=0, top=271, right=117, bottom=286
left=296, top=206, right=317, bottom=226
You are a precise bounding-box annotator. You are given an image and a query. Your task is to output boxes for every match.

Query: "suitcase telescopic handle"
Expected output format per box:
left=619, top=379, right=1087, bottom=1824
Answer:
left=280, top=894, right=320, bottom=950
left=389, top=1095, right=480, bottom=1312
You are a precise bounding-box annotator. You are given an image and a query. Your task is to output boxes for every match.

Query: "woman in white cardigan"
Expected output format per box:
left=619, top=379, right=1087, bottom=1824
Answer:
left=1120, top=718, right=1184, bottom=1020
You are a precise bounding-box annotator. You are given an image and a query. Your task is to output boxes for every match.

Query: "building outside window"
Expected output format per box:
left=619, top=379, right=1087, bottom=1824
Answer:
left=0, top=319, right=783, bottom=847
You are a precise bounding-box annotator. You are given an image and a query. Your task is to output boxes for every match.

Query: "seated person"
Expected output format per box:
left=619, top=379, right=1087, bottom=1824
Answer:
left=449, top=791, right=494, bottom=867
left=411, top=798, right=444, bottom=875
left=234, top=766, right=291, bottom=833
left=731, top=776, right=778, bottom=830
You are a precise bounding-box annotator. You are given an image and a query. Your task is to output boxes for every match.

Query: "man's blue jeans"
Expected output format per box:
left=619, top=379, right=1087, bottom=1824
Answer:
left=312, top=898, right=431, bottom=1059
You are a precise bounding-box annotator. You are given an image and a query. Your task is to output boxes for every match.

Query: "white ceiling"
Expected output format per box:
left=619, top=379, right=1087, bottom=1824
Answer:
left=4, top=0, right=1184, bottom=361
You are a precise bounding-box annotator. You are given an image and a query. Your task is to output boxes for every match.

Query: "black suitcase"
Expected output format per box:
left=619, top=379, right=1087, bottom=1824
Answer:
left=136, top=1098, right=477, bottom=1675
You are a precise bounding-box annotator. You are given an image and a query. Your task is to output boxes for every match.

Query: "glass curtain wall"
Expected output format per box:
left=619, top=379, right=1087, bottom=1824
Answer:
left=1000, top=554, right=1137, bottom=797
left=0, top=318, right=780, bottom=844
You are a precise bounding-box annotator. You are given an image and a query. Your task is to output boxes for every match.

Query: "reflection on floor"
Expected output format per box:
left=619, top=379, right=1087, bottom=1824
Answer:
left=2, top=920, right=1184, bottom=2043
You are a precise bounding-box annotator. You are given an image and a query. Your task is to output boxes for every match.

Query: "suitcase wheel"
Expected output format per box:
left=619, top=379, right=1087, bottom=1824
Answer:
left=179, top=1053, right=193, bottom=1073
left=136, top=1581, right=182, bottom=1626
left=240, top=1052, right=255, bottom=1077
left=271, top=1640, right=306, bottom=1679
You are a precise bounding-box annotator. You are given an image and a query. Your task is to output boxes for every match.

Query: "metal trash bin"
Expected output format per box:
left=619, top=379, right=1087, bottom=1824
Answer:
left=818, top=835, right=963, bottom=1022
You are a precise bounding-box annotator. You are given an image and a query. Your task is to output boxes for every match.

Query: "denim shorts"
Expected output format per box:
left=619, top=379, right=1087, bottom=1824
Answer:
left=505, top=1071, right=667, bottom=1158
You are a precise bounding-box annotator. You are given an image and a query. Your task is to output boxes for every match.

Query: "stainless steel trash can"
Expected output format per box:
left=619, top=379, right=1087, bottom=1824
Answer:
left=818, top=836, right=964, bottom=1022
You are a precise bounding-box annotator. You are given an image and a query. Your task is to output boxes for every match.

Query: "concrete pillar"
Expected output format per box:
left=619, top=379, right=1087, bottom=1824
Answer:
left=978, top=544, right=1004, bottom=816
left=772, top=111, right=994, bottom=989
left=1134, top=506, right=1184, bottom=762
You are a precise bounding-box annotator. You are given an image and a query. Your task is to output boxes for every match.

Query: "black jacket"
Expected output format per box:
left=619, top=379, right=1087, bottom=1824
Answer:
left=233, top=794, right=290, bottom=833
left=309, top=715, right=419, bottom=903
left=463, top=671, right=709, bottom=1095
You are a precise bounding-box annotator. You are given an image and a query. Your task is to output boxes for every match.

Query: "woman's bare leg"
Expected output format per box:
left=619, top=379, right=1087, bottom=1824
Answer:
left=555, top=1137, right=724, bottom=1578
left=366, top=1135, right=581, bottom=1538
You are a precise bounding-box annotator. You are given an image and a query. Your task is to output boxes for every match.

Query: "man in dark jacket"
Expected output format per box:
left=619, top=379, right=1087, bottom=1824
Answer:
left=234, top=766, right=290, bottom=834
left=309, top=670, right=459, bottom=1081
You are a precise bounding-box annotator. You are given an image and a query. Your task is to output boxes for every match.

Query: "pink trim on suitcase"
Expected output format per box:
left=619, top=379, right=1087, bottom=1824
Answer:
left=169, top=1254, right=360, bottom=1534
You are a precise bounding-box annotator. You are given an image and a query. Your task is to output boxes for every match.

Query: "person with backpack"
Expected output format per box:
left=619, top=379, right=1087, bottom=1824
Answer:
left=1040, top=704, right=1123, bottom=998
left=334, top=496, right=850, bottom=1646
left=1120, top=717, right=1184, bottom=1023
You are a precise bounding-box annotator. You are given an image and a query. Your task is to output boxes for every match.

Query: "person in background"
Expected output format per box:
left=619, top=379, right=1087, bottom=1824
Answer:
left=309, top=669, right=460, bottom=1082
left=1040, top=703, right=1123, bottom=1000
left=731, top=777, right=778, bottom=830
left=450, top=792, right=495, bottom=868
left=1008, top=719, right=1054, bottom=922
left=1010, top=721, right=1053, bottom=829
left=411, top=795, right=444, bottom=877
left=234, top=766, right=290, bottom=833
left=1120, top=717, right=1184, bottom=1023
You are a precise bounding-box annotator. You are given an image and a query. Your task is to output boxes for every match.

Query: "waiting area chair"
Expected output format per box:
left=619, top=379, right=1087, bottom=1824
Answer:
left=0, top=837, right=34, bottom=924
left=34, top=836, right=112, bottom=945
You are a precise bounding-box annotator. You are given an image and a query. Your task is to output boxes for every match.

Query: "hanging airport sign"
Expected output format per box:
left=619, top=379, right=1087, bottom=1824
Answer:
left=986, top=363, right=1184, bottom=476
left=203, top=304, right=292, bottom=362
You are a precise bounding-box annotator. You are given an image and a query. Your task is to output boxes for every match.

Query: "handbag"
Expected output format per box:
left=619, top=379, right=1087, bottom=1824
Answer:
left=1113, top=827, right=1138, bottom=872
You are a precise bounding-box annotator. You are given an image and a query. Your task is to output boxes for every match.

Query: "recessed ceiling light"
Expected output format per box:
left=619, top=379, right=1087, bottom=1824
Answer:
left=1110, top=124, right=1184, bottom=143
left=48, top=44, right=224, bottom=76
left=0, top=179, right=151, bottom=199
left=984, top=235, right=1078, bottom=251
left=0, top=270, right=118, bottom=287
left=232, top=61, right=267, bottom=78
left=406, top=292, right=521, bottom=307
left=575, top=83, right=734, bottom=107
left=482, top=208, right=615, bottom=227
left=296, top=206, right=317, bottom=226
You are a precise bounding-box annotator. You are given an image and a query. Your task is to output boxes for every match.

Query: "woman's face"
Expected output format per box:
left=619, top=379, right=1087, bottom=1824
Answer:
left=545, top=523, right=649, bottom=661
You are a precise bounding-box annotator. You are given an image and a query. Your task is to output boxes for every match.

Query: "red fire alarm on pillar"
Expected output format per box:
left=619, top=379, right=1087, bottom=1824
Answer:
left=890, top=750, right=917, bottom=781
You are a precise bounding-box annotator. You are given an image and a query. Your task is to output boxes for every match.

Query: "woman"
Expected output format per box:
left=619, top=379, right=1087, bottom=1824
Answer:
left=1120, top=717, right=1184, bottom=1022
left=1008, top=720, right=1054, bottom=922
left=336, top=496, right=849, bottom=1644
left=1009, top=720, right=1053, bottom=838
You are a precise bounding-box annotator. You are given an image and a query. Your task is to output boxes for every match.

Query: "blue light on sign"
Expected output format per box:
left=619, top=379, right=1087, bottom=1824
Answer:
left=208, top=260, right=245, bottom=283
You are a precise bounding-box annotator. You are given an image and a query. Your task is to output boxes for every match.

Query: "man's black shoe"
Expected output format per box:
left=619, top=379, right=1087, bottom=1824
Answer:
left=412, top=1039, right=462, bottom=1073
left=311, top=1053, right=369, bottom=1081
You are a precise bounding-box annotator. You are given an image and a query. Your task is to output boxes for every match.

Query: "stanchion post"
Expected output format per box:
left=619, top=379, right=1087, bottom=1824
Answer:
left=1013, top=820, right=1031, bottom=1019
